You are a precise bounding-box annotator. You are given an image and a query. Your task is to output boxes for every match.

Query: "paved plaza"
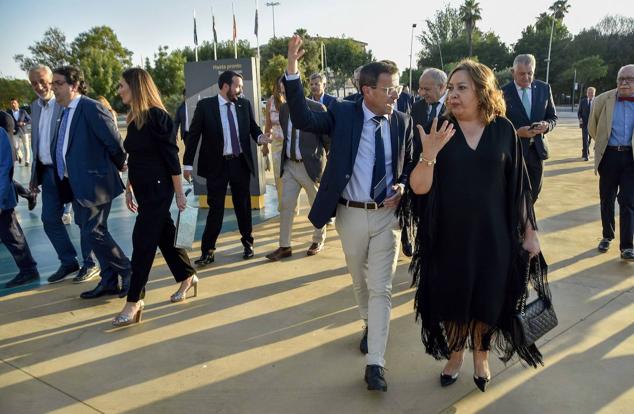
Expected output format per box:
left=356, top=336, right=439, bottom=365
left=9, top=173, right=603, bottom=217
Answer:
left=0, top=113, right=632, bottom=413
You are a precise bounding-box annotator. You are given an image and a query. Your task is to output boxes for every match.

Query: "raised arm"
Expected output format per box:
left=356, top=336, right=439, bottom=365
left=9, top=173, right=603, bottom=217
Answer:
left=409, top=118, right=455, bottom=195
left=284, top=35, right=334, bottom=135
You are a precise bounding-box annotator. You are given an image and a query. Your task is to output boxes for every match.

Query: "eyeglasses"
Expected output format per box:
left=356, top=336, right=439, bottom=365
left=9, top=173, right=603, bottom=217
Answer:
left=617, top=77, right=634, bottom=85
left=370, top=85, right=403, bottom=96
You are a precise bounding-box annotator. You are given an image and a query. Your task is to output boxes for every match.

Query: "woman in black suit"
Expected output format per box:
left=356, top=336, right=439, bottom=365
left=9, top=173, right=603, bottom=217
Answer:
left=112, top=68, right=198, bottom=327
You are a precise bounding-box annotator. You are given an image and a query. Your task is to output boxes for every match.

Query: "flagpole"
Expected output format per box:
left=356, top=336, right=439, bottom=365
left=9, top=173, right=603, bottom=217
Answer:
left=232, top=1, right=238, bottom=59
left=212, top=4, right=217, bottom=60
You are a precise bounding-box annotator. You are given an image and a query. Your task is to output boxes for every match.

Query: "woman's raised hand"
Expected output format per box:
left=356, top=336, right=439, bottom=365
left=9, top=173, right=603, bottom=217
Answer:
left=416, top=117, right=456, bottom=160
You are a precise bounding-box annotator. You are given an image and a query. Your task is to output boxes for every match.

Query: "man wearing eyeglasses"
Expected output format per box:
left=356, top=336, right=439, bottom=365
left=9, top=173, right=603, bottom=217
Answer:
left=588, top=64, right=634, bottom=262
left=284, top=36, right=414, bottom=392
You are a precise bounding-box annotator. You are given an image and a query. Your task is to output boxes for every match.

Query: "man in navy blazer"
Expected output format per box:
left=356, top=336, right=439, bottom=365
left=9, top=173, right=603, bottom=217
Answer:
left=577, top=86, right=596, bottom=161
left=308, top=72, right=337, bottom=107
left=51, top=66, right=131, bottom=299
left=1, top=128, right=39, bottom=288
left=285, top=36, right=413, bottom=392
left=9, top=98, right=32, bottom=166
left=502, top=54, right=558, bottom=204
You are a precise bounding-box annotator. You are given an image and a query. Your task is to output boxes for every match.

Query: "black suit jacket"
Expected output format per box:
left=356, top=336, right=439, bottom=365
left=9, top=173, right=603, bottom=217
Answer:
left=184, top=96, right=263, bottom=178
left=0, top=111, right=15, bottom=138
left=502, top=80, right=557, bottom=160
left=172, top=101, right=187, bottom=141
left=279, top=100, right=330, bottom=183
left=283, top=76, right=414, bottom=229
left=410, top=100, right=446, bottom=160
left=577, top=96, right=593, bottom=127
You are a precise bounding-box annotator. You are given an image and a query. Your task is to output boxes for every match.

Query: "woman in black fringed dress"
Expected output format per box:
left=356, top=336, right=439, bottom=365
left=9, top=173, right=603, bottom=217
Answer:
left=407, top=60, right=541, bottom=392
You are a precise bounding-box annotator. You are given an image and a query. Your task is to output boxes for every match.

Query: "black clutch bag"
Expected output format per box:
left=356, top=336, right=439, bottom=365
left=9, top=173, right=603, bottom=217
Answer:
left=512, top=253, right=558, bottom=347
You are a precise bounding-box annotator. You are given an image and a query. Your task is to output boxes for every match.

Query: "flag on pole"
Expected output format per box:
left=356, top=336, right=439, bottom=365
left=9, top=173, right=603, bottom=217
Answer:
left=193, top=9, right=198, bottom=46
left=254, top=8, right=259, bottom=36
left=212, top=12, right=218, bottom=44
left=232, top=2, right=238, bottom=59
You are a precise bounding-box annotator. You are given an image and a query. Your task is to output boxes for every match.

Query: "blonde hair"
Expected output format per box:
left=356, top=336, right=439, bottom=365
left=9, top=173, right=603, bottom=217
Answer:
left=121, top=68, right=165, bottom=129
left=96, top=96, right=117, bottom=121
left=446, top=59, right=506, bottom=124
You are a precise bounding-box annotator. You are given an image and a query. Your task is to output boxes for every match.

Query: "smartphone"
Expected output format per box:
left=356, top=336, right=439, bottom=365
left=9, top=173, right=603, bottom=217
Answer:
left=528, top=122, right=541, bottom=130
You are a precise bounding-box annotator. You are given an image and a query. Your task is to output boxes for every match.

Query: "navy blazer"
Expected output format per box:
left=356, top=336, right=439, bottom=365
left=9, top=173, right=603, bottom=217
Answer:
left=10, top=108, right=31, bottom=136
left=0, top=129, right=17, bottom=210
left=502, top=80, right=558, bottom=160
left=320, top=93, right=337, bottom=107
left=54, top=96, right=126, bottom=208
left=577, top=96, right=593, bottom=127
left=284, top=76, right=414, bottom=229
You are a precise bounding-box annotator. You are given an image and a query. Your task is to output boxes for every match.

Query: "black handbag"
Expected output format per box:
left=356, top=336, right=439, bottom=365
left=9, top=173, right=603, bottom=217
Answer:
left=512, top=253, right=558, bottom=347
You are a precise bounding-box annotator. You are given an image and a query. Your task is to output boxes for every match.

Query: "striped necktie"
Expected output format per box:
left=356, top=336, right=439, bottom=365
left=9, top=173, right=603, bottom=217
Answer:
left=370, top=116, right=387, bottom=204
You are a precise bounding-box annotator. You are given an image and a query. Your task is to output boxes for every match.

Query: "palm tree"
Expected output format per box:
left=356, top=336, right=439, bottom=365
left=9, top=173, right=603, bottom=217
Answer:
left=459, top=0, right=482, bottom=57
left=545, top=0, right=571, bottom=83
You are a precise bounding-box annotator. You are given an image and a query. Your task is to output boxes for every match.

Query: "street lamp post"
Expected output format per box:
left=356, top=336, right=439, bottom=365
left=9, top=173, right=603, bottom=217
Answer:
left=409, top=23, right=417, bottom=93
left=545, top=14, right=556, bottom=84
left=266, top=2, right=280, bottom=38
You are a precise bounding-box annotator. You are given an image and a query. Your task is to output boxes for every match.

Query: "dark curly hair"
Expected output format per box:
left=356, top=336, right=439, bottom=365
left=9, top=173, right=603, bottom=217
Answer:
left=53, top=65, right=88, bottom=95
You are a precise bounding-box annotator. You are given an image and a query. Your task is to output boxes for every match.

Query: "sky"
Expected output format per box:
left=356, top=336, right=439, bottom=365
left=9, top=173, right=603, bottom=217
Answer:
left=1, top=0, right=632, bottom=80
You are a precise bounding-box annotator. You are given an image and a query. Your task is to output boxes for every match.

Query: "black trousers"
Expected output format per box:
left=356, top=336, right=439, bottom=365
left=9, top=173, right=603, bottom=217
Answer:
left=581, top=126, right=591, bottom=158
left=73, top=200, right=131, bottom=289
left=598, top=149, right=634, bottom=250
left=0, top=208, right=37, bottom=274
left=525, top=145, right=544, bottom=204
left=127, top=180, right=195, bottom=302
left=201, top=155, right=253, bottom=253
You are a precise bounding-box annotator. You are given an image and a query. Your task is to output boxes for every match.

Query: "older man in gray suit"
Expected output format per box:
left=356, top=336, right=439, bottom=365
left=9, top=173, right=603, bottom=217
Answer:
left=28, top=64, right=100, bottom=286
left=266, top=98, right=330, bottom=260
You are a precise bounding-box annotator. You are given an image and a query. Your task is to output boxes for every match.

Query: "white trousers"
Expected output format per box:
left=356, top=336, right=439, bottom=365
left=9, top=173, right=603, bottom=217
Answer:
left=279, top=160, right=326, bottom=247
left=335, top=203, right=400, bottom=367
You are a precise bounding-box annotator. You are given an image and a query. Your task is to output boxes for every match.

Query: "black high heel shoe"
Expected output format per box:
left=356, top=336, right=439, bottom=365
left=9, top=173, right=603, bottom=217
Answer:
left=473, top=375, right=490, bottom=392
left=440, top=371, right=459, bottom=387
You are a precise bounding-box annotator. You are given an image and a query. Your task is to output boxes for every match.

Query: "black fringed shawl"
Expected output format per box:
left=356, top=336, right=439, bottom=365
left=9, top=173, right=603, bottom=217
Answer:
left=397, top=115, right=547, bottom=368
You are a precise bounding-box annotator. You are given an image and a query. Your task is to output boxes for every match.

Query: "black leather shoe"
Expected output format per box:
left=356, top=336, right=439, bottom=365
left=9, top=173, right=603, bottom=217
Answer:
left=118, top=272, right=132, bottom=298
left=4, top=272, right=40, bottom=288
left=597, top=238, right=612, bottom=253
left=243, top=245, right=254, bottom=259
left=47, top=263, right=80, bottom=283
left=72, top=266, right=100, bottom=283
left=364, top=365, right=387, bottom=392
left=402, top=241, right=413, bottom=257
left=80, top=284, right=120, bottom=299
left=194, top=251, right=215, bottom=267
left=620, top=249, right=634, bottom=262
left=359, top=326, right=368, bottom=354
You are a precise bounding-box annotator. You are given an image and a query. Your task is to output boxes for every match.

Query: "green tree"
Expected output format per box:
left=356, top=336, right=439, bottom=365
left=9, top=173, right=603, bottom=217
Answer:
left=70, top=26, right=133, bottom=102
left=144, top=46, right=186, bottom=114
left=417, top=5, right=464, bottom=70
left=0, top=78, right=36, bottom=109
left=180, top=40, right=255, bottom=62
left=459, top=0, right=482, bottom=57
left=560, top=55, right=608, bottom=93
left=549, top=0, right=571, bottom=20
left=13, top=27, right=71, bottom=72
left=261, top=54, right=287, bottom=96
left=323, top=37, right=373, bottom=96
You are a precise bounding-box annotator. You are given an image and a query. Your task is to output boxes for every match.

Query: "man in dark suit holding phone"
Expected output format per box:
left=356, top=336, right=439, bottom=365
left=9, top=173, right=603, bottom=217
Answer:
left=578, top=86, right=596, bottom=161
left=502, top=54, right=558, bottom=204
left=183, top=71, right=270, bottom=265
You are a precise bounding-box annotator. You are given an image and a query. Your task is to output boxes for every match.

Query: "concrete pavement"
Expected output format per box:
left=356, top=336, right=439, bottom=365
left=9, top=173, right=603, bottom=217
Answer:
left=0, top=115, right=632, bottom=414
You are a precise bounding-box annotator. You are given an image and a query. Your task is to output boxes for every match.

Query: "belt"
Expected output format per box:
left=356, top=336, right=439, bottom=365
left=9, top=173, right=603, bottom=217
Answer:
left=606, top=145, right=632, bottom=152
left=223, top=154, right=241, bottom=160
left=338, top=198, right=383, bottom=210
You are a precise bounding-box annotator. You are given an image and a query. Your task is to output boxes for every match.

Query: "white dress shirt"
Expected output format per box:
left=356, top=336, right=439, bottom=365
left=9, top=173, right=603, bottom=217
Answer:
left=218, top=94, right=242, bottom=156
left=37, top=97, right=56, bottom=165
left=342, top=101, right=394, bottom=203
left=285, top=117, right=302, bottom=160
